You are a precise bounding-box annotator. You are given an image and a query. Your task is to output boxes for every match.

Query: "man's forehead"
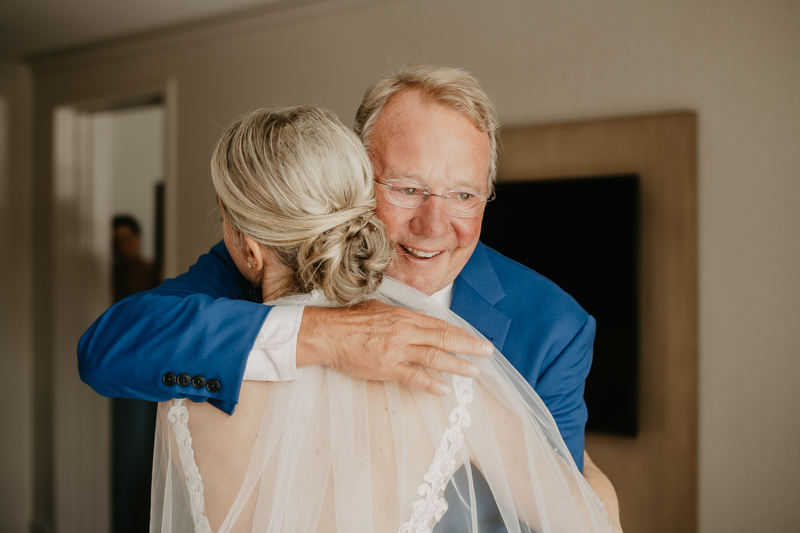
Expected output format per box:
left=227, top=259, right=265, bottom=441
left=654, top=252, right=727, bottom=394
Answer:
left=372, top=95, right=488, bottom=155
left=377, top=90, right=477, bottom=131
left=369, top=90, right=491, bottom=187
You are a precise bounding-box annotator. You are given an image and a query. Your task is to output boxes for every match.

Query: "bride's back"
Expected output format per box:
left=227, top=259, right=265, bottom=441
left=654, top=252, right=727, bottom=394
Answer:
left=185, top=373, right=445, bottom=532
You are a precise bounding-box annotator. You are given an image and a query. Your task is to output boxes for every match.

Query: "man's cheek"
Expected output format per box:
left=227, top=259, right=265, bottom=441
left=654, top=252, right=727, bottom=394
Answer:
left=455, top=221, right=482, bottom=247
left=381, top=212, right=410, bottom=240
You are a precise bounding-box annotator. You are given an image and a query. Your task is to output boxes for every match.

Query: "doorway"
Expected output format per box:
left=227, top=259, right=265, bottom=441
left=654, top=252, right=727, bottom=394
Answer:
left=98, top=104, right=165, bottom=533
left=52, top=96, right=167, bottom=532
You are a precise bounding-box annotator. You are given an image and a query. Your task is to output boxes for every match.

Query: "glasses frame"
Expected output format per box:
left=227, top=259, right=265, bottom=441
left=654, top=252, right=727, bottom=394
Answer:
left=373, top=178, right=495, bottom=218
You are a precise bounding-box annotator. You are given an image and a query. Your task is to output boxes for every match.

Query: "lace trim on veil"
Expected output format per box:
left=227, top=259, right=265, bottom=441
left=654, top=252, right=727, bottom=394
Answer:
left=398, top=374, right=474, bottom=533
left=168, top=399, right=213, bottom=533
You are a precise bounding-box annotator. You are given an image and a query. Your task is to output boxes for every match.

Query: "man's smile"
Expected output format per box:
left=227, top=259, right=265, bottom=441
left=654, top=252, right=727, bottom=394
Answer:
left=400, top=244, right=443, bottom=259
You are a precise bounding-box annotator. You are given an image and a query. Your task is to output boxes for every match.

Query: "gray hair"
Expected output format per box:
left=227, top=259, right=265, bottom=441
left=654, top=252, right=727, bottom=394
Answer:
left=212, top=106, right=393, bottom=304
left=354, top=64, right=500, bottom=188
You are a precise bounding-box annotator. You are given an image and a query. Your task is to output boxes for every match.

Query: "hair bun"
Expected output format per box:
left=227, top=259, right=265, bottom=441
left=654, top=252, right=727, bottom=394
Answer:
left=297, top=211, right=392, bottom=305
left=211, top=105, right=394, bottom=303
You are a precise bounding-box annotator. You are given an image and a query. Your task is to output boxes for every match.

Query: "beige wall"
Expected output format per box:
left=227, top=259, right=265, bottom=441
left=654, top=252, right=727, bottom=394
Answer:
left=0, top=61, right=34, bottom=533
left=25, top=0, right=800, bottom=531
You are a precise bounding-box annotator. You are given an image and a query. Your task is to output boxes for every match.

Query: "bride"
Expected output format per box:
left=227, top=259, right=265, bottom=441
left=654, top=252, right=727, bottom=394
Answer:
left=150, top=105, right=614, bottom=533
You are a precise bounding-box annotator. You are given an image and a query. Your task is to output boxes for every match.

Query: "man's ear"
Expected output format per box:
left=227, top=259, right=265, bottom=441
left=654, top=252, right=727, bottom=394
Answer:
left=242, top=234, right=266, bottom=271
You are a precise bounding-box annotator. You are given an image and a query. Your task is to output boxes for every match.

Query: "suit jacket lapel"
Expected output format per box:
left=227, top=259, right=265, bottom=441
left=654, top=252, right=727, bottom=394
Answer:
left=452, top=243, right=512, bottom=352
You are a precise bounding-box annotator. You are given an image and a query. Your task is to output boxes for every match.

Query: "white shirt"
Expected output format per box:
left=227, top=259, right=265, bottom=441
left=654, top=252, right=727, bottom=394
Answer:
left=243, top=282, right=455, bottom=381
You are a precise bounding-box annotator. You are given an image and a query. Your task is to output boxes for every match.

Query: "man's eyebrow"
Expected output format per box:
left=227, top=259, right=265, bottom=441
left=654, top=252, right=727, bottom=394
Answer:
left=383, top=169, right=423, bottom=181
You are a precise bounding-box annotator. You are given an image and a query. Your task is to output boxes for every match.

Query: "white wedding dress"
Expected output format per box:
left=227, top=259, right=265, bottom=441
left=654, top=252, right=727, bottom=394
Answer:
left=150, top=277, right=613, bottom=533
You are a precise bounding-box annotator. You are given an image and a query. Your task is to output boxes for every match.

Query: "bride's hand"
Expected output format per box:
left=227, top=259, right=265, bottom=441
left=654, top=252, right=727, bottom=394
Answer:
left=295, top=300, right=493, bottom=395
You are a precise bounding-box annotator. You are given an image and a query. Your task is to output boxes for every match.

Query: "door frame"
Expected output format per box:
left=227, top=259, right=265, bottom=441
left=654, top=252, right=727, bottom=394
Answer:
left=37, top=78, right=178, bottom=533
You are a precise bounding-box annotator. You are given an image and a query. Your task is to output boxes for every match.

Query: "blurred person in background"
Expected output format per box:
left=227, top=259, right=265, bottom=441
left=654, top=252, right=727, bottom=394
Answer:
left=113, top=214, right=160, bottom=303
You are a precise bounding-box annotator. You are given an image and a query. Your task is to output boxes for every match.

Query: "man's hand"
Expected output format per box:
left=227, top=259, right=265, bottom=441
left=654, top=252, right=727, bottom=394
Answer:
left=583, top=451, right=623, bottom=533
left=296, top=300, right=493, bottom=395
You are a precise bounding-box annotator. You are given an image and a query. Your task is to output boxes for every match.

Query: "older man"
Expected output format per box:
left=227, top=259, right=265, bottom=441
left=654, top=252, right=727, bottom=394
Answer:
left=79, top=65, right=620, bottom=529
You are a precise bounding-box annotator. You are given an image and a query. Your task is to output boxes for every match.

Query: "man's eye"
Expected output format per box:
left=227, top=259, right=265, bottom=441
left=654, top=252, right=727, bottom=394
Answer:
left=400, top=187, right=418, bottom=196
left=455, top=192, right=474, bottom=202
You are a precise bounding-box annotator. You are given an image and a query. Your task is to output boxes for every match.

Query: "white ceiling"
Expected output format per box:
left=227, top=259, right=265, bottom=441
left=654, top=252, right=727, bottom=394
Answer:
left=0, top=0, right=288, bottom=60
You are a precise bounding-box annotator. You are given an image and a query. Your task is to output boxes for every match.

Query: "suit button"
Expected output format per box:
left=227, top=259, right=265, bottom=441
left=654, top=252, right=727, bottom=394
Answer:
left=177, top=373, right=191, bottom=387
left=191, top=375, right=206, bottom=389
left=206, top=379, right=221, bottom=393
left=162, top=372, right=177, bottom=386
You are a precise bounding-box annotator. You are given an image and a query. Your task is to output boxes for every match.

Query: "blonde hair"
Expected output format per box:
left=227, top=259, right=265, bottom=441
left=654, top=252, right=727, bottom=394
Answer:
left=212, top=106, right=392, bottom=305
left=354, top=64, right=500, bottom=188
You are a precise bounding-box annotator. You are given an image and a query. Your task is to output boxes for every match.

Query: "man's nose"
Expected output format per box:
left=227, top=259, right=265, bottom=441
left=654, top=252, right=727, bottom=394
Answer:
left=411, top=195, right=450, bottom=237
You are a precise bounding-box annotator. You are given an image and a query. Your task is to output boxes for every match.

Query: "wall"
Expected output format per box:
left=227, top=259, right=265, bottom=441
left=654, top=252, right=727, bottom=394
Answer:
left=27, top=0, right=800, bottom=531
left=0, top=61, right=34, bottom=533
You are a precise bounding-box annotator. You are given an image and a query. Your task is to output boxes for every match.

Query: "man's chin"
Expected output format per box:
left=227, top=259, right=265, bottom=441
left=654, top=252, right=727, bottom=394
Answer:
left=386, top=266, right=444, bottom=296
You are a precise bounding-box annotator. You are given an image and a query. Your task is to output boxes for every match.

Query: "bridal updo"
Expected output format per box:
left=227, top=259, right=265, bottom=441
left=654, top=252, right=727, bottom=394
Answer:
left=211, top=106, right=393, bottom=304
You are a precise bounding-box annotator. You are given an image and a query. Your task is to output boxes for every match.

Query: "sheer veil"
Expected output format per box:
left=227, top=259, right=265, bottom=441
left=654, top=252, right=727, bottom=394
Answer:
left=151, top=277, right=614, bottom=533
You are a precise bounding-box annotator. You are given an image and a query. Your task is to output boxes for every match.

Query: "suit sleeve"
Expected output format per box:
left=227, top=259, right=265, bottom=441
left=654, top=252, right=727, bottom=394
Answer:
left=78, top=241, right=270, bottom=414
left=534, top=315, right=595, bottom=473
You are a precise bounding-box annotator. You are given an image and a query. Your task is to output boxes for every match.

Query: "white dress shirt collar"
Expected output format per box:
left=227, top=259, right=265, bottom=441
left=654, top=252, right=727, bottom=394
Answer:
left=426, top=282, right=454, bottom=309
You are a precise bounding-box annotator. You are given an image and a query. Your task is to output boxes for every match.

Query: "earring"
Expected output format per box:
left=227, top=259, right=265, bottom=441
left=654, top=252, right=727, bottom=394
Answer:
left=247, top=261, right=252, bottom=269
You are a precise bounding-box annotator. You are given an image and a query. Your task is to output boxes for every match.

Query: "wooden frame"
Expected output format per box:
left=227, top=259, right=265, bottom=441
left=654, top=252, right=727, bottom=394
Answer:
left=497, top=112, right=698, bottom=533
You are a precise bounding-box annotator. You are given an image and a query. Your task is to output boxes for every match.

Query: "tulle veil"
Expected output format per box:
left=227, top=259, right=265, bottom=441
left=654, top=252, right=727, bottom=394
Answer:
left=150, top=277, right=613, bottom=533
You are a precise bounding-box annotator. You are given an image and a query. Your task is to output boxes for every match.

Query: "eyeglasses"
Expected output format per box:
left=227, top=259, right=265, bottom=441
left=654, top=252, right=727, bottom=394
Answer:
left=373, top=179, right=495, bottom=218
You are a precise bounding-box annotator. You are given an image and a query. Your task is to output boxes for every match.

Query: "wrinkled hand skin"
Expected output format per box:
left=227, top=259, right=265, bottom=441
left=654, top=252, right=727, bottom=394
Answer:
left=583, top=451, right=623, bottom=533
left=296, top=300, right=493, bottom=395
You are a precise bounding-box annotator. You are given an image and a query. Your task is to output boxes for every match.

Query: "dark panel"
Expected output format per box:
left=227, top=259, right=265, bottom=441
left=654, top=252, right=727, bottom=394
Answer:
left=481, top=175, right=640, bottom=436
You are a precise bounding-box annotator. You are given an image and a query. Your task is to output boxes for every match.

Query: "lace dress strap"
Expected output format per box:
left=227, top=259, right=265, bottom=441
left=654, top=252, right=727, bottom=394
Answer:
left=167, top=399, right=213, bottom=533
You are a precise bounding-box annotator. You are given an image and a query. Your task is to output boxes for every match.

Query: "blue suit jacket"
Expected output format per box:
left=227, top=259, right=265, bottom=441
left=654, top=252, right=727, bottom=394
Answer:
left=79, top=240, right=593, bottom=470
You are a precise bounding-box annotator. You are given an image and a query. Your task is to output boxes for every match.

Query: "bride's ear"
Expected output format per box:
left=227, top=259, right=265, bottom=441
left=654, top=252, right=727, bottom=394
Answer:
left=242, top=234, right=266, bottom=272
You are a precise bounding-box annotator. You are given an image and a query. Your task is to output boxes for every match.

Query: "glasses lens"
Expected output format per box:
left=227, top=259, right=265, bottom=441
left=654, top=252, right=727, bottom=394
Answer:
left=443, top=192, right=480, bottom=216
left=378, top=179, right=488, bottom=217
left=384, top=180, right=427, bottom=207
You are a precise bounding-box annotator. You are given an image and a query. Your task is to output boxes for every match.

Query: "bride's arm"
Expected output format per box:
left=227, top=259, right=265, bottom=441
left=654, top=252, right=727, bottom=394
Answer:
left=466, top=379, right=614, bottom=533
left=583, top=452, right=623, bottom=532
